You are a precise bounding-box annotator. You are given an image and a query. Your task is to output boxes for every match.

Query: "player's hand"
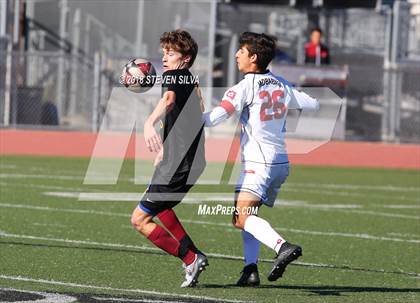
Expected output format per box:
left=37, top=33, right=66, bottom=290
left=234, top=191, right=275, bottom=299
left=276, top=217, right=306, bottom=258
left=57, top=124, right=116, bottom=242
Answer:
left=144, top=122, right=162, bottom=152
left=154, top=148, right=163, bottom=167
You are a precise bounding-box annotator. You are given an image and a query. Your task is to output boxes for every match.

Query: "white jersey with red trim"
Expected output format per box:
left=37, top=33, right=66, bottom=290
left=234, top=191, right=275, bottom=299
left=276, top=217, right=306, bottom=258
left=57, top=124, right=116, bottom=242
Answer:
left=204, top=70, right=319, bottom=164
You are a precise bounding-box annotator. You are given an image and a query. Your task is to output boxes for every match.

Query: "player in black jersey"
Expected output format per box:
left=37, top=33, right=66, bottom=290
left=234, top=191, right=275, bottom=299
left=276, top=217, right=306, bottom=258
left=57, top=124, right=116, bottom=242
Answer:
left=131, top=30, right=207, bottom=288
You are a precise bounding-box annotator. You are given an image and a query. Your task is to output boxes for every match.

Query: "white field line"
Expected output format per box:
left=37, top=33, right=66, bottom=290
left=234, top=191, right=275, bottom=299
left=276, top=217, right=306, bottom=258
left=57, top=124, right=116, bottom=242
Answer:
left=1, top=171, right=419, bottom=193
left=3, top=164, right=419, bottom=192
left=0, top=173, right=83, bottom=181
left=283, top=187, right=420, bottom=202
left=286, top=182, right=420, bottom=192
left=0, top=172, right=130, bottom=183
left=0, top=275, right=248, bottom=303
left=334, top=209, right=419, bottom=220
left=46, top=191, right=362, bottom=209
left=32, top=222, right=68, bottom=228
left=0, top=202, right=419, bottom=244
left=2, top=176, right=416, bottom=203
left=0, top=203, right=128, bottom=217
left=42, top=191, right=420, bottom=219
left=2, top=171, right=417, bottom=205
left=382, top=205, right=420, bottom=209
left=180, top=219, right=420, bottom=244
left=91, top=296, right=182, bottom=303
left=0, top=165, right=112, bottom=176
left=1, top=231, right=419, bottom=279
left=277, top=227, right=420, bottom=244
left=2, top=173, right=419, bottom=206
left=0, top=230, right=158, bottom=251
left=1, top=176, right=417, bottom=204
left=76, top=192, right=419, bottom=205
left=1, top=165, right=141, bottom=179
left=387, top=232, right=420, bottom=239
left=0, top=181, right=91, bottom=193
left=0, top=164, right=17, bottom=169
left=51, top=190, right=399, bottom=212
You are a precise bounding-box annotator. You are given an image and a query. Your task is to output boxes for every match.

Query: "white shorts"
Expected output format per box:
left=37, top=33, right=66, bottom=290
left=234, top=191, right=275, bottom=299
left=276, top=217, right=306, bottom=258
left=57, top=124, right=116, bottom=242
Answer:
left=235, top=162, right=289, bottom=207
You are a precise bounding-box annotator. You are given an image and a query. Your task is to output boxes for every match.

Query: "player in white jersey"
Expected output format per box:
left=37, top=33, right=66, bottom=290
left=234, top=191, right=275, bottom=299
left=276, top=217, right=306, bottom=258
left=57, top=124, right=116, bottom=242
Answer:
left=203, top=32, right=319, bottom=285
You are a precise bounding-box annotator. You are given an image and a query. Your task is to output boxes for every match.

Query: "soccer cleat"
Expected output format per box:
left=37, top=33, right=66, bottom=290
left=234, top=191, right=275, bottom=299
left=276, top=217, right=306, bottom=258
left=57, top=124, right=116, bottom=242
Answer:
left=267, top=242, right=302, bottom=281
left=236, top=263, right=260, bottom=287
left=180, top=254, right=209, bottom=288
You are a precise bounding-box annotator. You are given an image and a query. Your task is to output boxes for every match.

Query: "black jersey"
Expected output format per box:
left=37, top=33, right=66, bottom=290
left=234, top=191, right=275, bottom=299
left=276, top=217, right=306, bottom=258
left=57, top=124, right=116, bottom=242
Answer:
left=157, top=69, right=205, bottom=178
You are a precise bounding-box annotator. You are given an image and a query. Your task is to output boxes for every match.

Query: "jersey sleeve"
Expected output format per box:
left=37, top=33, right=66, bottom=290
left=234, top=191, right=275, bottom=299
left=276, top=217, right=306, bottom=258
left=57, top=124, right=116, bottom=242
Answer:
left=219, top=82, right=248, bottom=115
left=202, top=106, right=230, bottom=127
left=202, top=81, right=248, bottom=127
left=286, top=86, right=320, bottom=111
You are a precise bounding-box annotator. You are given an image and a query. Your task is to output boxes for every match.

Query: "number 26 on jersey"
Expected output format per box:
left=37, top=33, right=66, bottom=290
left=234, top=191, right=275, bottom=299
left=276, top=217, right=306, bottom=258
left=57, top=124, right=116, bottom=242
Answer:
left=259, top=89, right=286, bottom=122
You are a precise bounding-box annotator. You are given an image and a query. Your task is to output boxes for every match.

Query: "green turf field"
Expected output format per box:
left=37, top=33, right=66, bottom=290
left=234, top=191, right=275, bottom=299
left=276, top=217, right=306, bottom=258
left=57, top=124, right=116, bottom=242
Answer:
left=0, top=155, right=419, bottom=303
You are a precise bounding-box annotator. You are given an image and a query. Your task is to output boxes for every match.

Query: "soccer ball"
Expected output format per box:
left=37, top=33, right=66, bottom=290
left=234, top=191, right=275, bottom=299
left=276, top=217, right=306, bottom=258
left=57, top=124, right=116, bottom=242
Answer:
left=120, top=58, right=156, bottom=93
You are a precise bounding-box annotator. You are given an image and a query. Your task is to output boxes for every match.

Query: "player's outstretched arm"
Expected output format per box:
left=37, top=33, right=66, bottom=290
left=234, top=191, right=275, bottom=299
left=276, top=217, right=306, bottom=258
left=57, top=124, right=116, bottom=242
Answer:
left=203, top=84, right=245, bottom=127
left=202, top=106, right=231, bottom=127
left=144, top=91, right=176, bottom=152
left=288, top=87, right=320, bottom=111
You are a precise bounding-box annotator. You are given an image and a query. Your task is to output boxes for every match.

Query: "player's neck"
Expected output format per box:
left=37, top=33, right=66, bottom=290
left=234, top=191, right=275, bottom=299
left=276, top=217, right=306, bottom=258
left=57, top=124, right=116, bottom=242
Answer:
left=242, top=66, right=259, bottom=73
left=243, top=68, right=268, bottom=75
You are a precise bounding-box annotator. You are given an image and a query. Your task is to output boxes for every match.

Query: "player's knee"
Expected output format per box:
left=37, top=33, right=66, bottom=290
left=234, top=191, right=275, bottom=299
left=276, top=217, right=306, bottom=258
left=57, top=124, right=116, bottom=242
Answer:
left=231, top=215, right=238, bottom=228
left=233, top=220, right=242, bottom=229
left=130, top=211, right=144, bottom=231
left=232, top=211, right=240, bottom=229
left=233, top=214, right=247, bottom=230
left=130, top=213, right=139, bottom=228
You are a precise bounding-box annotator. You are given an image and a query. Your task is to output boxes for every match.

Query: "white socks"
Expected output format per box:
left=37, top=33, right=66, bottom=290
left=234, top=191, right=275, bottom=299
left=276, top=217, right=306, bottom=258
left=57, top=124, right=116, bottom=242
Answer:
left=241, top=230, right=260, bottom=265
left=243, top=215, right=285, bottom=254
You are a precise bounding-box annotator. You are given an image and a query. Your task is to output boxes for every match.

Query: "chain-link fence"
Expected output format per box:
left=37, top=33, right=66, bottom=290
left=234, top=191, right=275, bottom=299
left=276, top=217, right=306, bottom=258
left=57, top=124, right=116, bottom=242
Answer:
left=0, top=50, right=98, bottom=130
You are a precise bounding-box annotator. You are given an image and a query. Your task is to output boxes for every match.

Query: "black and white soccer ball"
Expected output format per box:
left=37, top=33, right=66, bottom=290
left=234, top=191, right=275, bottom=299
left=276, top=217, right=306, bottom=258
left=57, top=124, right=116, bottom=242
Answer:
left=120, top=58, right=156, bottom=93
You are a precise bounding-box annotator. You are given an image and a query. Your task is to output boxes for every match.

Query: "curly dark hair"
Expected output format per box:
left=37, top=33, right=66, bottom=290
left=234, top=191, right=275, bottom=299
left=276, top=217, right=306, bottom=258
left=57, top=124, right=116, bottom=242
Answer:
left=160, top=29, right=198, bottom=68
left=239, top=32, right=277, bottom=70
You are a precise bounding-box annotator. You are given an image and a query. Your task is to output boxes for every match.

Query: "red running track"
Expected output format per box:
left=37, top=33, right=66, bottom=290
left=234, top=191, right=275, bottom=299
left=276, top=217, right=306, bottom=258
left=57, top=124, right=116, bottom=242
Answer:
left=0, top=129, right=419, bottom=170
